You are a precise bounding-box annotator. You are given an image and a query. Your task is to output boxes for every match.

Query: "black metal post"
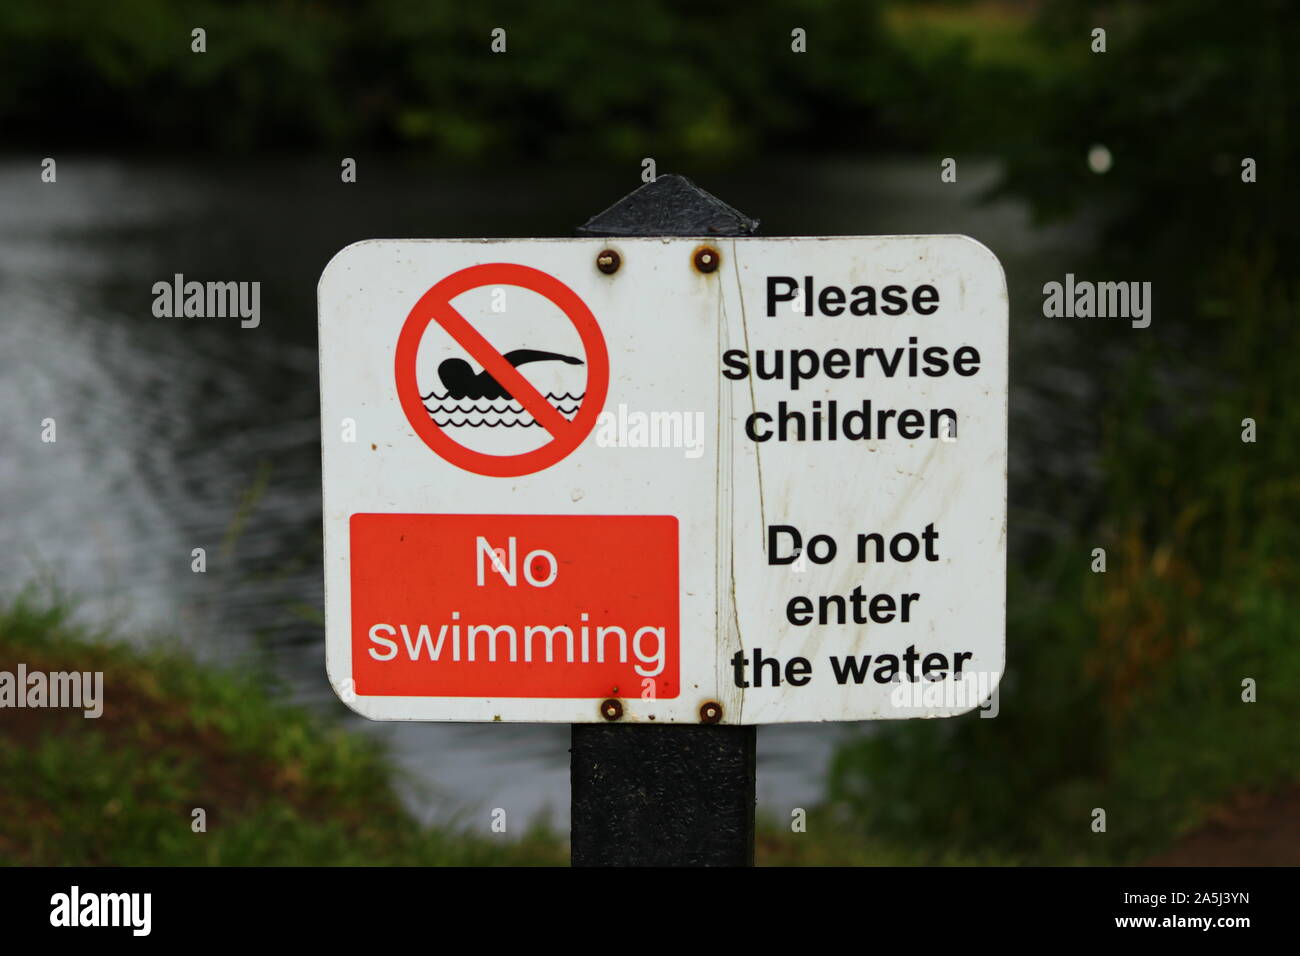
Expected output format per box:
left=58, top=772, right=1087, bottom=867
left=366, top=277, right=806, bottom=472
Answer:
left=570, top=175, right=759, bottom=867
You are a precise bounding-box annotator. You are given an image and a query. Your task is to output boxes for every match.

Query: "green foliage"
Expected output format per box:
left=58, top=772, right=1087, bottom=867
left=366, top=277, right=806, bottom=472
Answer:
left=0, top=593, right=565, bottom=866
left=827, top=1, right=1300, bottom=864
left=0, top=0, right=908, bottom=158
left=1006, top=0, right=1296, bottom=265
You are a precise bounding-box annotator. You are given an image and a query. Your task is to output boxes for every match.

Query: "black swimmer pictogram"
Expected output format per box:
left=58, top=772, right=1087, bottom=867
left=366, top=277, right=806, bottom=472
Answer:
left=421, top=349, right=586, bottom=428
left=431, top=349, right=584, bottom=401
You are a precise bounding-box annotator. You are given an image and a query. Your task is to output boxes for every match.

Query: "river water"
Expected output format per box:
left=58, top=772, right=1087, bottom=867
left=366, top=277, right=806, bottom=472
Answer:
left=0, top=155, right=1093, bottom=829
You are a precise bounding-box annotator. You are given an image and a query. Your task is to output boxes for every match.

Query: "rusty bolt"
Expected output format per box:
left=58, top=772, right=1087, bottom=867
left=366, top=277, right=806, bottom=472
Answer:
left=596, top=249, right=621, bottom=274
left=699, top=700, right=723, bottom=723
left=693, top=246, right=720, bottom=273
left=600, top=698, right=623, bottom=721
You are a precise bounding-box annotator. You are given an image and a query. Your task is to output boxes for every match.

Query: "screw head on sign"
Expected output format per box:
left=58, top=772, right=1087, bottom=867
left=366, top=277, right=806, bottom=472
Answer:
left=596, top=249, right=621, bottom=274
left=693, top=246, right=720, bottom=273
left=699, top=700, right=723, bottom=723
left=600, top=698, right=623, bottom=721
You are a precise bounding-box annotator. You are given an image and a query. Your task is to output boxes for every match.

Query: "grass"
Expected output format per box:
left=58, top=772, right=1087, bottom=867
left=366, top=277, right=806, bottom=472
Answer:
left=757, top=811, right=1018, bottom=866
left=0, top=594, right=566, bottom=866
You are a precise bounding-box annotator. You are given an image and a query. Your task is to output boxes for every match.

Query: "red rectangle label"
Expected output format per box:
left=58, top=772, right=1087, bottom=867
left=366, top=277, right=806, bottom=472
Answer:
left=350, top=514, right=680, bottom=699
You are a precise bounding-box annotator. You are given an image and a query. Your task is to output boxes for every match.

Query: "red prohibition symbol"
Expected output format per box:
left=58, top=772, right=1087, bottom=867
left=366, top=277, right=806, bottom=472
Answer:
left=394, top=263, right=610, bottom=477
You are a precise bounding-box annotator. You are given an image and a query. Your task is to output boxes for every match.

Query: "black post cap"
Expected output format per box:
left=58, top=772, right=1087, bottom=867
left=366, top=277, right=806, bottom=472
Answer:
left=577, top=173, right=759, bottom=237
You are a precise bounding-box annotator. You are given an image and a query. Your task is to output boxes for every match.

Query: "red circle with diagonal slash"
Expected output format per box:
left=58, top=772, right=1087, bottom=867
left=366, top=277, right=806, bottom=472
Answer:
left=395, top=263, right=609, bottom=477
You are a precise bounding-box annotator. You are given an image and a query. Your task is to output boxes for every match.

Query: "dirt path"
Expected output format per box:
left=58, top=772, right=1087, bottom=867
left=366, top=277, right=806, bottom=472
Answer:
left=1144, top=785, right=1300, bottom=866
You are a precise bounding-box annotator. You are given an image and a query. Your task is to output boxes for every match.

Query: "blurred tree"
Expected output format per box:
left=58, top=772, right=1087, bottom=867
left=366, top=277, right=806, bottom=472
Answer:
left=829, top=0, right=1300, bottom=864
left=0, top=0, right=912, bottom=159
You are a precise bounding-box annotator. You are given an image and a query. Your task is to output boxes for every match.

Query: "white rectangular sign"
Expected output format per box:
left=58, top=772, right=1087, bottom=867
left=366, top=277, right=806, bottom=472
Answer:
left=318, top=236, right=1006, bottom=723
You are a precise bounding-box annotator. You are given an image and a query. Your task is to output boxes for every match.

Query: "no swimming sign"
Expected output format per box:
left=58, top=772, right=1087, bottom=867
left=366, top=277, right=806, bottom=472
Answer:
left=317, top=236, right=1007, bottom=724
left=393, top=262, right=610, bottom=477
